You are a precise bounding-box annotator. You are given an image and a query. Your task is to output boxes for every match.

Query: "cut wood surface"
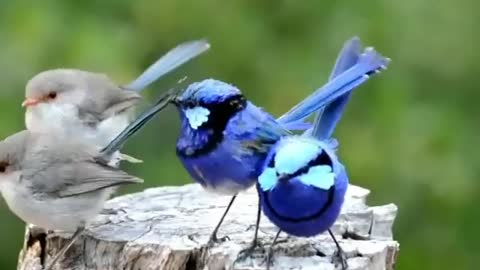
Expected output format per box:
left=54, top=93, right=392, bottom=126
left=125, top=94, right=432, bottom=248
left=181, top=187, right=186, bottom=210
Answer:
left=17, top=184, right=399, bottom=270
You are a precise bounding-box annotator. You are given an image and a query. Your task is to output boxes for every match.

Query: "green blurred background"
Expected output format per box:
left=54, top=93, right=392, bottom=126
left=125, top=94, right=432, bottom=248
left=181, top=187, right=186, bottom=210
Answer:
left=0, top=0, right=478, bottom=269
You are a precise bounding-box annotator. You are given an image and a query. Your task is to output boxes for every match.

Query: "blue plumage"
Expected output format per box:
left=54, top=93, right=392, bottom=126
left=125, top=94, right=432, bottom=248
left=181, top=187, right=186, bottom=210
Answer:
left=256, top=37, right=390, bottom=270
left=171, top=37, right=389, bottom=247
left=258, top=136, right=348, bottom=237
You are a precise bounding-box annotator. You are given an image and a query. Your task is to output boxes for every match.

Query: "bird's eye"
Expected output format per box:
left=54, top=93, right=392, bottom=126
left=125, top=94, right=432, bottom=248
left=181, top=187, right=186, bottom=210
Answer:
left=185, top=101, right=195, bottom=108
left=48, top=92, right=57, bottom=99
left=0, top=161, right=9, bottom=173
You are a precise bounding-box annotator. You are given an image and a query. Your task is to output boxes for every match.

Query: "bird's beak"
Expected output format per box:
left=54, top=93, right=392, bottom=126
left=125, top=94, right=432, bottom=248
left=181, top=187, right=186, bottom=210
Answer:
left=21, top=98, right=41, bottom=108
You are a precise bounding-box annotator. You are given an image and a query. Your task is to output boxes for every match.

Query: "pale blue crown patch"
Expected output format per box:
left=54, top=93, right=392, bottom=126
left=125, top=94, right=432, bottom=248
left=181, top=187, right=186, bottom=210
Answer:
left=185, top=106, right=210, bottom=129
left=274, top=139, right=322, bottom=175
left=259, top=138, right=335, bottom=192
left=258, top=167, right=278, bottom=191
left=298, top=165, right=335, bottom=190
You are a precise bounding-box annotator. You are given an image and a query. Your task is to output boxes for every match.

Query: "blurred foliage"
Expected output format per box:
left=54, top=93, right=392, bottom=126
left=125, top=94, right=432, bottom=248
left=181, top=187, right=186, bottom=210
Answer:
left=0, top=0, right=478, bottom=269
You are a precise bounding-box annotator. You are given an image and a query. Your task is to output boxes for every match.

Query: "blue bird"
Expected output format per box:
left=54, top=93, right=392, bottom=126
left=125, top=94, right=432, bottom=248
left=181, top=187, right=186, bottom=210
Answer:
left=256, top=38, right=388, bottom=269
left=170, top=37, right=389, bottom=249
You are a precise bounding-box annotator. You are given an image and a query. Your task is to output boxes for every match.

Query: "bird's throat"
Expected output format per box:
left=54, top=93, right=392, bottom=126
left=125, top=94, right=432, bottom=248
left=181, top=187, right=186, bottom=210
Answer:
left=176, top=123, right=223, bottom=157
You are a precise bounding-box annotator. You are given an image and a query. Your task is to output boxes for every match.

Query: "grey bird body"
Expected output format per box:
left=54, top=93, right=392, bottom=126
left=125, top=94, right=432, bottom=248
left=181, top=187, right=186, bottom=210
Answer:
left=23, top=40, right=210, bottom=147
left=0, top=130, right=142, bottom=231
left=25, top=70, right=141, bottom=147
left=1, top=73, right=175, bottom=270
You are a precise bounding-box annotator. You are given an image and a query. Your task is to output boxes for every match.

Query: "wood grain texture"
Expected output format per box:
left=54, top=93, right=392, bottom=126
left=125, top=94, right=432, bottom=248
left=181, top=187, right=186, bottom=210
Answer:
left=18, top=184, right=399, bottom=270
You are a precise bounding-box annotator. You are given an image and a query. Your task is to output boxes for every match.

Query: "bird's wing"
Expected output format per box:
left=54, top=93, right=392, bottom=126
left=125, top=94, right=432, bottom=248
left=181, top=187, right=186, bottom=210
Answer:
left=229, top=103, right=291, bottom=153
left=78, top=83, right=142, bottom=126
left=100, top=89, right=142, bottom=120
left=24, top=137, right=142, bottom=198
left=54, top=162, right=143, bottom=198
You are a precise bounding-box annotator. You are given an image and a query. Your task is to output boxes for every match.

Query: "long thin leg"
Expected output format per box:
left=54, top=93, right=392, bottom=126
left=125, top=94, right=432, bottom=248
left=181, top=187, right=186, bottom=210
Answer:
left=235, top=199, right=262, bottom=261
left=45, top=227, right=84, bottom=270
left=208, top=195, right=237, bottom=246
left=266, top=229, right=282, bottom=270
left=252, top=199, right=261, bottom=246
left=328, top=229, right=348, bottom=270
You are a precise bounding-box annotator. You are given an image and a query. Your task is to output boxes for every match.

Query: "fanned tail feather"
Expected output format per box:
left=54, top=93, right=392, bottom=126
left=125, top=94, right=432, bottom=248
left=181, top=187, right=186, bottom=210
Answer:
left=277, top=45, right=390, bottom=127
left=126, top=40, right=210, bottom=92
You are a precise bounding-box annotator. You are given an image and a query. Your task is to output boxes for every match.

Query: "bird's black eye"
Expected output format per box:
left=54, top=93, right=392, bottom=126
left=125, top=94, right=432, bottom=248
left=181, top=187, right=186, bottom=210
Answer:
left=184, top=100, right=196, bottom=108
left=48, top=92, right=57, bottom=99
left=0, top=161, right=9, bottom=173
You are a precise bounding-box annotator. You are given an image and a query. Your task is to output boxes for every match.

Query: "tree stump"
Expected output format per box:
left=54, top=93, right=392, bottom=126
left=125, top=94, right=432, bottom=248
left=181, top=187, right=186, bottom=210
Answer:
left=17, top=184, right=399, bottom=270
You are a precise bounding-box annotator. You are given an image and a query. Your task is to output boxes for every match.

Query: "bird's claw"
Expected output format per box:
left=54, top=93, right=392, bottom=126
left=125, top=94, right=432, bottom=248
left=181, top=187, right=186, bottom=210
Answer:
left=207, top=234, right=230, bottom=247
left=333, top=248, right=348, bottom=270
left=235, top=240, right=261, bottom=262
left=245, top=224, right=256, bottom=231
left=262, top=247, right=275, bottom=270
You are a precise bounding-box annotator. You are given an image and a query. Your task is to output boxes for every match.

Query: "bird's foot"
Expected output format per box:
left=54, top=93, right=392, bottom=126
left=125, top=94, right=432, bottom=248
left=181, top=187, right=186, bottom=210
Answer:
left=262, top=246, right=275, bottom=270
left=333, top=248, right=348, bottom=270
left=235, top=240, right=261, bottom=262
left=207, top=234, right=230, bottom=248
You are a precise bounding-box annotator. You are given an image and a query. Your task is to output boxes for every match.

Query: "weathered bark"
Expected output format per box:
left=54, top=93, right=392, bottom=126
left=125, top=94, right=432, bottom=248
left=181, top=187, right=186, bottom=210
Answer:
left=17, top=184, right=399, bottom=270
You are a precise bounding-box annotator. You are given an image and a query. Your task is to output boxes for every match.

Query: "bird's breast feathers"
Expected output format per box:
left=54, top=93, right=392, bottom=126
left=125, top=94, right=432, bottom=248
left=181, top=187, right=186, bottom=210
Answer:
left=25, top=102, right=131, bottom=147
left=25, top=102, right=80, bottom=134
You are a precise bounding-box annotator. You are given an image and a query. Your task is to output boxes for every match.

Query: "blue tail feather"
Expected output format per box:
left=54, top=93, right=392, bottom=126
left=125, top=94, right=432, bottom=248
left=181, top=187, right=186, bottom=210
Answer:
left=100, top=91, right=175, bottom=157
left=329, top=37, right=362, bottom=80
left=280, top=119, right=312, bottom=131
left=126, top=40, right=210, bottom=92
left=276, top=46, right=390, bottom=127
left=311, top=37, right=362, bottom=140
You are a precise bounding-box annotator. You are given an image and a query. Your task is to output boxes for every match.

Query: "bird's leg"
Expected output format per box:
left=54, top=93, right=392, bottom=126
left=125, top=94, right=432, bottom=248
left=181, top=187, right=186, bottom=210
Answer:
left=328, top=229, right=348, bottom=270
left=208, top=195, right=237, bottom=246
left=265, top=229, right=282, bottom=270
left=236, top=199, right=262, bottom=261
left=44, top=227, right=84, bottom=270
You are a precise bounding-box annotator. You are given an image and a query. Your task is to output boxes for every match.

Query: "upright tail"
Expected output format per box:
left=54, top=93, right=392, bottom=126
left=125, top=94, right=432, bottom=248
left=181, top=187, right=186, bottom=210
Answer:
left=310, top=37, right=362, bottom=140
left=277, top=44, right=390, bottom=128
left=125, top=40, right=210, bottom=92
left=100, top=90, right=175, bottom=157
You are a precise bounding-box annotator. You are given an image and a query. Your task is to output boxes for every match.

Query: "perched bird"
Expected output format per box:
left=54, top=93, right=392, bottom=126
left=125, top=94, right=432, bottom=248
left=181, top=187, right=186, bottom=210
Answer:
left=170, top=37, right=389, bottom=249
left=257, top=38, right=387, bottom=270
left=22, top=40, right=210, bottom=147
left=0, top=91, right=173, bottom=270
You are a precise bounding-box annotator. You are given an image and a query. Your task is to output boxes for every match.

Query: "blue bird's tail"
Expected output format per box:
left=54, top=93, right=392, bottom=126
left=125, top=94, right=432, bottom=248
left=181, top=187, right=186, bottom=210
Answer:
left=310, top=37, right=361, bottom=140
left=125, top=40, right=210, bottom=92
left=277, top=43, right=390, bottom=132
left=100, top=90, right=175, bottom=157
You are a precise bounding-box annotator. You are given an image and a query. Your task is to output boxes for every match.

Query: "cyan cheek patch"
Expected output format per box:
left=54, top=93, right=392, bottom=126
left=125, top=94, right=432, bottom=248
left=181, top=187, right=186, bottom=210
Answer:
left=185, top=106, right=210, bottom=129
left=258, top=167, right=278, bottom=191
left=299, top=165, right=335, bottom=190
